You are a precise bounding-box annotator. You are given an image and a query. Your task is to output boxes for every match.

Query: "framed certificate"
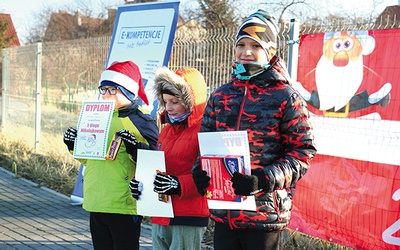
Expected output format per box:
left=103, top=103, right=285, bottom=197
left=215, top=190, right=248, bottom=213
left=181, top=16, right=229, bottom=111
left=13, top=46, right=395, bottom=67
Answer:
left=73, top=100, right=114, bottom=160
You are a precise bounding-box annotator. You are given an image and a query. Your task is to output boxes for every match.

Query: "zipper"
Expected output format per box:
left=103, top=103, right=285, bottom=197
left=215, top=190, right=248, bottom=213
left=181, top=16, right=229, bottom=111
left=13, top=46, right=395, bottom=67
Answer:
left=236, top=81, right=248, bottom=131
left=228, top=210, right=234, bottom=230
left=229, top=80, right=248, bottom=229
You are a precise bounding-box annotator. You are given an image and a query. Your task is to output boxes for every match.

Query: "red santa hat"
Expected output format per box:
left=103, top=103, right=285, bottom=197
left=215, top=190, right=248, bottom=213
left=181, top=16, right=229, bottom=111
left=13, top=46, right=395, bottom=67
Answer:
left=99, top=60, right=149, bottom=105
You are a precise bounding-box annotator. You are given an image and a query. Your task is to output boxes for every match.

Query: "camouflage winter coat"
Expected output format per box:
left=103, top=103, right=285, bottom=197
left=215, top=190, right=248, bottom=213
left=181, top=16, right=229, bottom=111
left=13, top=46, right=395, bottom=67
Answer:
left=198, top=58, right=317, bottom=231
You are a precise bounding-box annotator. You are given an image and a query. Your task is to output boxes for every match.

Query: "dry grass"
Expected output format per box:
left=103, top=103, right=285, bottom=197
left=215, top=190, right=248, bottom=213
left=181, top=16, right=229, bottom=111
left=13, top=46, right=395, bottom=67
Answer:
left=0, top=132, right=80, bottom=195
left=0, top=106, right=81, bottom=195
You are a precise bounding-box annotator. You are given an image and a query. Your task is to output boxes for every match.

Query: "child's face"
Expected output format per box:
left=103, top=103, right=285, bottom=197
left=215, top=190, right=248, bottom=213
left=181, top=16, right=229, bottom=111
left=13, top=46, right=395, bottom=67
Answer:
left=235, top=37, right=269, bottom=64
left=99, top=86, right=131, bottom=110
left=162, top=94, right=187, bottom=116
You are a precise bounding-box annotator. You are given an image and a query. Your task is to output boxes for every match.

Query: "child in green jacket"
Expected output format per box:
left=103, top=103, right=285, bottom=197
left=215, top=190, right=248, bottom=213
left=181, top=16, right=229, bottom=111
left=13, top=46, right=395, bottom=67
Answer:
left=63, top=60, right=159, bottom=250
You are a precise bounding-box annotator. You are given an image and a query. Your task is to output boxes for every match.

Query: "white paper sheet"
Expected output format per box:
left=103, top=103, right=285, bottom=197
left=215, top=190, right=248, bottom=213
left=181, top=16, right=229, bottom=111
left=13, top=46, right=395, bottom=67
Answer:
left=135, top=149, right=174, bottom=217
left=198, top=131, right=256, bottom=211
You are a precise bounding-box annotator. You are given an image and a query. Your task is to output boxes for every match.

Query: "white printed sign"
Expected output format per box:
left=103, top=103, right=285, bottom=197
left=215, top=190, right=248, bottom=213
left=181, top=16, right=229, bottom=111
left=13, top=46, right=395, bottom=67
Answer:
left=105, top=0, right=180, bottom=117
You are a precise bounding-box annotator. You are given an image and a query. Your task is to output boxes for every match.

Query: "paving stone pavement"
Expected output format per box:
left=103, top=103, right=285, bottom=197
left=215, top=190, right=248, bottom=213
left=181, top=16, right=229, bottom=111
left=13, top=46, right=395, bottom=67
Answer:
left=0, top=167, right=152, bottom=250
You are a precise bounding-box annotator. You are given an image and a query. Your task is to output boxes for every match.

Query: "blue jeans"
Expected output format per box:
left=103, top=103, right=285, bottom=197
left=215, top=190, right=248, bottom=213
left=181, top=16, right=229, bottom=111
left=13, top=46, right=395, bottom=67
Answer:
left=152, top=224, right=207, bottom=250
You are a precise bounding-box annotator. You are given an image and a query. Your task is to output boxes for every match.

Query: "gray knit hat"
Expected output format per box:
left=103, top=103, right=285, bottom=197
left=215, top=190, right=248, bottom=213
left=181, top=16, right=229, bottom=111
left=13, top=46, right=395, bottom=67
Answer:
left=235, top=9, right=279, bottom=59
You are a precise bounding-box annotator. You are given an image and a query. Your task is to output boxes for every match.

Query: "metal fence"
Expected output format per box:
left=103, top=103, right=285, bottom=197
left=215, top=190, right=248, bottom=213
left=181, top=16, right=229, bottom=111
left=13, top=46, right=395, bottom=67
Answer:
left=1, top=18, right=399, bottom=152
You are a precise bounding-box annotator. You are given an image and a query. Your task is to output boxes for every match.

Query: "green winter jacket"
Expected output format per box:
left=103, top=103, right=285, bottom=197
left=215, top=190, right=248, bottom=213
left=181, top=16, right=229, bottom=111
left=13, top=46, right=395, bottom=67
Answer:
left=78, top=102, right=159, bottom=215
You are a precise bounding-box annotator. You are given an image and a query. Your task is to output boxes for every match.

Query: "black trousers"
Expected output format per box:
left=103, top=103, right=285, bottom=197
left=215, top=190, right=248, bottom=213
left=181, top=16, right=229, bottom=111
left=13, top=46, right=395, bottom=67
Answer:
left=213, top=222, right=281, bottom=250
left=90, top=212, right=142, bottom=250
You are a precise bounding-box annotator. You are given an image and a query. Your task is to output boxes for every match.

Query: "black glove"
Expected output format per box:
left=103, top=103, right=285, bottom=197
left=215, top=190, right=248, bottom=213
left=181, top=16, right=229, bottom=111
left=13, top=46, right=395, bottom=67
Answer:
left=231, top=168, right=267, bottom=196
left=192, top=169, right=210, bottom=196
left=116, top=130, right=138, bottom=158
left=153, top=173, right=181, bottom=195
left=63, top=127, right=77, bottom=151
left=129, top=178, right=143, bottom=200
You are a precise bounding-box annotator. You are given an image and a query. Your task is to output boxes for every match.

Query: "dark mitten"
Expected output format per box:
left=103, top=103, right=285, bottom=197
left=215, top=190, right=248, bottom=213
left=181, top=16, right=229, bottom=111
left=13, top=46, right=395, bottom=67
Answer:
left=153, top=173, right=181, bottom=195
left=116, top=130, right=138, bottom=158
left=192, top=169, right=210, bottom=196
left=231, top=168, right=267, bottom=196
left=63, top=127, right=77, bottom=151
left=129, top=179, right=143, bottom=200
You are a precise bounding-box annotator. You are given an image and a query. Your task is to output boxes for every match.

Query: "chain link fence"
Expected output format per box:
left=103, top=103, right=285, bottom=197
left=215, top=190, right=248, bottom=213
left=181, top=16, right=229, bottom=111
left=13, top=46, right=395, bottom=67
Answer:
left=1, top=18, right=399, bottom=152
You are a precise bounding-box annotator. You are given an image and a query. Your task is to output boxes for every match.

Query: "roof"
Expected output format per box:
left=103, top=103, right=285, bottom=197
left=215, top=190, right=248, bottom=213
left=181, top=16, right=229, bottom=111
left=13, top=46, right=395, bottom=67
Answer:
left=44, top=10, right=115, bottom=42
left=376, top=5, right=400, bottom=24
left=0, top=13, right=20, bottom=47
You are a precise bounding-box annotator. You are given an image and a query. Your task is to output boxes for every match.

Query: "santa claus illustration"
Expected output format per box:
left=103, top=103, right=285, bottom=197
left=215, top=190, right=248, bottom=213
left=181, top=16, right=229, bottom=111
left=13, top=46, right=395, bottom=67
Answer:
left=294, top=30, right=391, bottom=118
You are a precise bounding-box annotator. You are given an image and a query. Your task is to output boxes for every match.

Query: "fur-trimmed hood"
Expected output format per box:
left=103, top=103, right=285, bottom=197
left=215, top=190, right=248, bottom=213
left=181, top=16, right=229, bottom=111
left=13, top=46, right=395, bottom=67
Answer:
left=153, top=67, right=207, bottom=127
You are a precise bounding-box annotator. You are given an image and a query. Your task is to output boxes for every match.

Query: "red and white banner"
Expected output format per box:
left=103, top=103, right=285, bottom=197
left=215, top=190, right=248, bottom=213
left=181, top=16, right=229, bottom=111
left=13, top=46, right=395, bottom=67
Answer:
left=291, top=29, right=400, bottom=249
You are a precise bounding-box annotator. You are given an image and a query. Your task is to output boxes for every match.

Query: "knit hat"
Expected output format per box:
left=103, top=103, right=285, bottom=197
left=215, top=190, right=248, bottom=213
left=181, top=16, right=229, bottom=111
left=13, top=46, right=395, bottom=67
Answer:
left=99, top=60, right=149, bottom=105
left=154, top=67, right=203, bottom=113
left=235, top=9, right=279, bottom=59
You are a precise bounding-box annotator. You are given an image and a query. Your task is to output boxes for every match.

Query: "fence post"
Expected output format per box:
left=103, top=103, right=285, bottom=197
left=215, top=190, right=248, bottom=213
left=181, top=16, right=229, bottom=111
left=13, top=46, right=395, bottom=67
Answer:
left=287, top=18, right=300, bottom=82
left=1, top=48, right=9, bottom=130
left=35, top=42, right=42, bottom=152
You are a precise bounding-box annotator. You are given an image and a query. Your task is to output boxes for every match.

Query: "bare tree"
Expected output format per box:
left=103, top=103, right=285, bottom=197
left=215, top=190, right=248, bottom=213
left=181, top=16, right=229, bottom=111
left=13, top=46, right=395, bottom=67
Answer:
left=24, top=6, right=55, bottom=44
left=180, top=0, right=239, bottom=29
left=63, top=0, right=121, bottom=18
left=198, top=0, right=239, bottom=29
left=24, top=0, right=122, bottom=44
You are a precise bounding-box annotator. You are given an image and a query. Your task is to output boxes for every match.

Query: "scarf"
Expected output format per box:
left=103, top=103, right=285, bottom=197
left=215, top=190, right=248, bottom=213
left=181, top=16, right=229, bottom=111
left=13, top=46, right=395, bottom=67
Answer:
left=233, top=62, right=271, bottom=80
left=168, top=112, right=190, bottom=124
